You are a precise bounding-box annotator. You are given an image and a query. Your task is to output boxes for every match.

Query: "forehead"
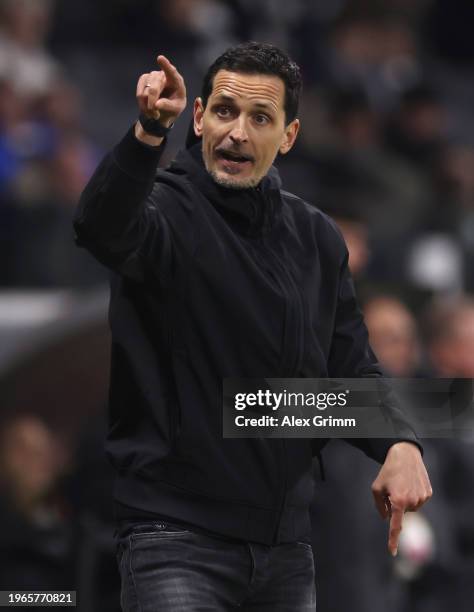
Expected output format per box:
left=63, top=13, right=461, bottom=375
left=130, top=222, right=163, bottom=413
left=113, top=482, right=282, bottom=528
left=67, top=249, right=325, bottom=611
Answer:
left=210, top=70, right=285, bottom=112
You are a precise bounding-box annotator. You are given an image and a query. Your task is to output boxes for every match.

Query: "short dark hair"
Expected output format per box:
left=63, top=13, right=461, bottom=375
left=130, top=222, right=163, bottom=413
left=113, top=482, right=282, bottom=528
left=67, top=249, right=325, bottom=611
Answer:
left=201, top=41, right=302, bottom=124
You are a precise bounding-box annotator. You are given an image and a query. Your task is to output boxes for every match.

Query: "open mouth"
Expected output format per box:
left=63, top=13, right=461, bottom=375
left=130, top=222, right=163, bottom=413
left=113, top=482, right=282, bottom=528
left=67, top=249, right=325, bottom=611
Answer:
left=216, top=150, right=254, bottom=164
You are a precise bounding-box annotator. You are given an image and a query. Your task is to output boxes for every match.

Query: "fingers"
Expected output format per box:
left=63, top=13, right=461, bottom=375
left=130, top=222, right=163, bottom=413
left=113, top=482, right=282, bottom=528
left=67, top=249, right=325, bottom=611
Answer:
left=148, top=72, right=166, bottom=115
left=136, top=74, right=150, bottom=115
left=156, top=55, right=185, bottom=94
left=372, top=487, right=390, bottom=520
left=385, top=485, right=433, bottom=555
left=136, top=71, right=165, bottom=118
left=155, top=97, right=182, bottom=115
left=136, top=56, right=186, bottom=122
left=405, top=499, right=424, bottom=512
left=387, top=501, right=403, bottom=556
left=404, top=486, right=433, bottom=512
left=136, top=73, right=148, bottom=98
left=371, top=444, right=433, bottom=557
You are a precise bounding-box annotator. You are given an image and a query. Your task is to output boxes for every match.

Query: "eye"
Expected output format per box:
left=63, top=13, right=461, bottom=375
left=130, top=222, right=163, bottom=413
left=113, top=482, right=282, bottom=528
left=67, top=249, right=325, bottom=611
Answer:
left=215, top=105, right=233, bottom=119
left=254, top=113, right=270, bottom=126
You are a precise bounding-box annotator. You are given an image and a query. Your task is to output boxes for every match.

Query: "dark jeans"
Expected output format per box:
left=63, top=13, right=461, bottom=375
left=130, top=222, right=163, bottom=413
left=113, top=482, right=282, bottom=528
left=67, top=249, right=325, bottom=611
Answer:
left=116, top=521, right=316, bottom=611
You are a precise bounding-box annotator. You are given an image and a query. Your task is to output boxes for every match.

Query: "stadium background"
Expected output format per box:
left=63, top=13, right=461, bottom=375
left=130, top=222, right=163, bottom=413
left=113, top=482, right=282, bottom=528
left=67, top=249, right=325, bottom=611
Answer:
left=0, top=0, right=473, bottom=610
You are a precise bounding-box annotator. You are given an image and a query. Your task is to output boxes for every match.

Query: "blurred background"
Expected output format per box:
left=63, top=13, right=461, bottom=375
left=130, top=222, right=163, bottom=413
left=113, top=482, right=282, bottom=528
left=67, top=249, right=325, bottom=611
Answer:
left=0, top=0, right=473, bottom=610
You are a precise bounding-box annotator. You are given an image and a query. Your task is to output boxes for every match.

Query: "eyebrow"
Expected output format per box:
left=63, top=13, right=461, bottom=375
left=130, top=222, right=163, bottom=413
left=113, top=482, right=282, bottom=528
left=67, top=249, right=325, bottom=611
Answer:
left=212, top=94, right=276, bottom=112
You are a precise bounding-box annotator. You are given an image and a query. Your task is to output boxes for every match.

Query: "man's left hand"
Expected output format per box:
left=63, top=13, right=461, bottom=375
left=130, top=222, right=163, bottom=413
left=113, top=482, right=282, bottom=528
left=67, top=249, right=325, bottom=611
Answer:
left=371, top=442, right=432, bottom=556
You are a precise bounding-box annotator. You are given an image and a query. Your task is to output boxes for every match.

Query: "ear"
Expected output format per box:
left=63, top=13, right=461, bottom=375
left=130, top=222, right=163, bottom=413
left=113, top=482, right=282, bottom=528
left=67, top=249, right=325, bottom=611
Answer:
left=193, top=97, right=205, bottom=137
left=279, top=118, right=300, bottom=155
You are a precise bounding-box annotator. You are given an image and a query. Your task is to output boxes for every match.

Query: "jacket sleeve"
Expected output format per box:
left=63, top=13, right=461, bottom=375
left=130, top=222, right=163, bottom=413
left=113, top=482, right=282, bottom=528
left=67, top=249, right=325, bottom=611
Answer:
left=327, top=246, right=422, bottom=464
left=73, top=126, right=174, bottom=285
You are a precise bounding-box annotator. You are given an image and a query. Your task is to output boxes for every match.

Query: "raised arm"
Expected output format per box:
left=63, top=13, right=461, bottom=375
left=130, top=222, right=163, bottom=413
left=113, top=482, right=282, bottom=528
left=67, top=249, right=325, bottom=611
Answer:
left=73, top=55, right=186, bottom=282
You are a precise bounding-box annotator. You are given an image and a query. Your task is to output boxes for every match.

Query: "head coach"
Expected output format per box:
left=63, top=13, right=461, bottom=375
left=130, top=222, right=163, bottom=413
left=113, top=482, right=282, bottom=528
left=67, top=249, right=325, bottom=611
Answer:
left=73, top=41, right=432, bottom=611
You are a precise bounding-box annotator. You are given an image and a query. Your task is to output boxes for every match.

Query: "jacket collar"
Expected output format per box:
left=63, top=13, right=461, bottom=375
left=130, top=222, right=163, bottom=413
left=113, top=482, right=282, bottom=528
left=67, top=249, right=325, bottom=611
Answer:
left=168, top=144, right=283, bottom=237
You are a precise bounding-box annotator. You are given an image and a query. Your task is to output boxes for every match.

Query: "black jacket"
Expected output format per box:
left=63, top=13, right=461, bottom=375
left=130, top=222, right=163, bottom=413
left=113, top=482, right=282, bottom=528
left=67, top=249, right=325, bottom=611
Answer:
left=74, top=127, right=419, bottom=545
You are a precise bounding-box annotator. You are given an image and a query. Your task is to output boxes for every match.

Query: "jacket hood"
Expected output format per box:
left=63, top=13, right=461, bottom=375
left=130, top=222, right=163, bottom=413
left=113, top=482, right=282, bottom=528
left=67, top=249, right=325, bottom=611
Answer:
left=168, top=143, right=283, bottom=237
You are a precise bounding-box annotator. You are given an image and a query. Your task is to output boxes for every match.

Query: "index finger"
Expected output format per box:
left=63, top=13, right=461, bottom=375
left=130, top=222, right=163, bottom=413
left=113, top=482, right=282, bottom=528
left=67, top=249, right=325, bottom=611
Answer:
left=388, top=503, right=404, bottom=556
left=156, top=55, right=181, bottom=87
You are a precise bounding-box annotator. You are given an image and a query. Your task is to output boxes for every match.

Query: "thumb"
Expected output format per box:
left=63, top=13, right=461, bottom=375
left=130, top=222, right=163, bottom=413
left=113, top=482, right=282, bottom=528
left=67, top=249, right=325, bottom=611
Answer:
left=155, top=98, right=182, bottom=117
left=372, top=487, right=390, bottom=520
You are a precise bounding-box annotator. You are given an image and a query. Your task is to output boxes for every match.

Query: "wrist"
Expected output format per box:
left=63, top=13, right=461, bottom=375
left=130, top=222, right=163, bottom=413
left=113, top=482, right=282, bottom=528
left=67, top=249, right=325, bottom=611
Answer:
left=134, top=120, right=166, bottom=147
left=387, top=441, right=421, bottom=458
left=138, top=112, right=173, bottom=137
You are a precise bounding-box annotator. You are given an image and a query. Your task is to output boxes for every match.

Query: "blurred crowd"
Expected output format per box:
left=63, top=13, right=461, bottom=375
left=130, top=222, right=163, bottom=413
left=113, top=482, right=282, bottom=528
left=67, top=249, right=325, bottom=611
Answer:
left=1, top=0, right=474, bottom=611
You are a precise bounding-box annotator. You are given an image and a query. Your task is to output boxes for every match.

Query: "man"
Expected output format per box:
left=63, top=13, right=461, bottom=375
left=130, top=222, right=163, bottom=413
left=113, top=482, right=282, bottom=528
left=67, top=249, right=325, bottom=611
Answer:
left=74, top=42, right=432, bottom=612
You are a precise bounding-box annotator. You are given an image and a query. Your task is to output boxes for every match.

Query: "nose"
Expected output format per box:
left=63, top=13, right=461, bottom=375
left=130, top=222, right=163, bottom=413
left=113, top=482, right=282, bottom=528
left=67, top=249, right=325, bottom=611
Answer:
left=229, top=117, right=248, bottom=144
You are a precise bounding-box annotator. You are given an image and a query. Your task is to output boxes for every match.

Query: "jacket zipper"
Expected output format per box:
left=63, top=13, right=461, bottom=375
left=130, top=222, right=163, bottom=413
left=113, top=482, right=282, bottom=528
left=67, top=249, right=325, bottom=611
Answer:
left=260, top=234, right=305, bottom=377
left=257, top=235, right=305, bottom=543
left=241, top=235, right=290, bottom=543
left=263, top=236, right=302, bottom=543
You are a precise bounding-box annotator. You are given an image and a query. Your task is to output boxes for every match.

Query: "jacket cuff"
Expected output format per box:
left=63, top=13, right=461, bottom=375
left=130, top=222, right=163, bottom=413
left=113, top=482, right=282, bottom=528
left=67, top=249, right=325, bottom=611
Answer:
left=113, top=124, right=166, bottom=182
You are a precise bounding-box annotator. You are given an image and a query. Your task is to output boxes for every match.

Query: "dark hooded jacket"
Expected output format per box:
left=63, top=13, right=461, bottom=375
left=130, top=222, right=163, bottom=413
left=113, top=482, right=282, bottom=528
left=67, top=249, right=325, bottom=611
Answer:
left=73, top=127, right=420, bottom=545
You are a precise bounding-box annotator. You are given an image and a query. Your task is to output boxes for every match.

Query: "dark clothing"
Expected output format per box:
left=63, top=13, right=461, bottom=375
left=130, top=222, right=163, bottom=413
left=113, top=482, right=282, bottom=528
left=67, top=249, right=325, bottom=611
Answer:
left=74, top=127, right=419, bottom=546
left=116, top=520, right=316, bottom=611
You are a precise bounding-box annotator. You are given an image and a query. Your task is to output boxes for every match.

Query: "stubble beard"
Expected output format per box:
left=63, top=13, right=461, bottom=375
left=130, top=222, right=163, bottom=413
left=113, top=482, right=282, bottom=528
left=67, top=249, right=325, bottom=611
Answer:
left=208, top=169, right=260, bottom=190
left=202, top=143, right=260, bottom=189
